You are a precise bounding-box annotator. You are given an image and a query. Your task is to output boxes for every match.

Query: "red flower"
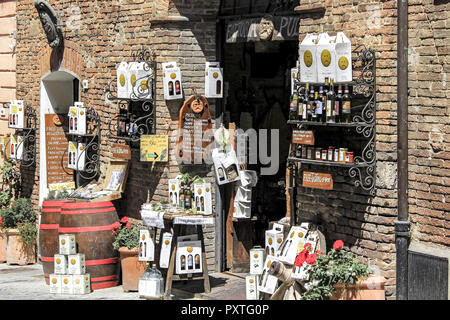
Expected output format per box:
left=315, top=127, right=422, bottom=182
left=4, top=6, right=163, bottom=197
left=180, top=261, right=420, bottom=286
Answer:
left=295, top=249, right=309, bottom=267
left=125, top=222, right=132, bottom=230
left=306, top=253, right=317, bottom=265
left=333, top=240, right=344, bottom=251
left=304, top=243, right=313, bottom=252
left=315, top=250, right=324, bottom=256
left=112, top=222, right=121, bottom=230
left=120, top=216, right=129, bottom=224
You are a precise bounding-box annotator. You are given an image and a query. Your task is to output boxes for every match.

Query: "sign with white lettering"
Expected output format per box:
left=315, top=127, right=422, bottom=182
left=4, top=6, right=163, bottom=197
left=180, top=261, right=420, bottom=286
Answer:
left=302, top=171, right=333, bottom=190
left=226, top=16, right=300, bottom=43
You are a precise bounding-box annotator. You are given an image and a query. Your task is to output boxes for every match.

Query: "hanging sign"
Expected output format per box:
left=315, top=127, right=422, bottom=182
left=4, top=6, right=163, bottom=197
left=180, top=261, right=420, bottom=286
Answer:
left=176, top=95, right=213, bottom=164
left=302, top=171, right=333, bottom=190
left=112, top=143, right=131, bottom=160
left=45, top=114, right=74, bottom=187
left=292, top=130, right=315, bottom=145
left=140, top=135, right=169, bottom=162
left=226, top=16, right=300, bottom=43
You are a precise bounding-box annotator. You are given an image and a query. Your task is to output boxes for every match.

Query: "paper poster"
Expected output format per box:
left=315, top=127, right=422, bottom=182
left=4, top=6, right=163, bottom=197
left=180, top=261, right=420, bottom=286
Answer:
left=106, top=169, right=125, bottom=191
left=140, top=135, right=169, bottom=162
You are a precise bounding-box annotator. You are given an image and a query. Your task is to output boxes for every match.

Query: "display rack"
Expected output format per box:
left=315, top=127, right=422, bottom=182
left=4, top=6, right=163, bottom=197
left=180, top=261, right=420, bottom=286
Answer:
left=9, top=104, right=37, bottom=168
left=288, top=45, right=376, bottom=196
left=105, top=47, right=157, bottom=143
left=65, top=107, right=101, bottom=181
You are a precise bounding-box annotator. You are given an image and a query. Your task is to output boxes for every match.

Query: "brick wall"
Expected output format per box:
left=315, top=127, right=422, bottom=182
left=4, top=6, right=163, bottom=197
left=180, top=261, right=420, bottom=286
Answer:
left=15, top=0, right=220, bottom=272
left=296, top=0, right=449, bottom=299
left=0, top=0, right=16, bottom=166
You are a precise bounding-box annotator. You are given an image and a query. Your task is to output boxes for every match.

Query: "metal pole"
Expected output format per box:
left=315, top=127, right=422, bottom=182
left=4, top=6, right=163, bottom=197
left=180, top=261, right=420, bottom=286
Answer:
left=396, top=0, right=410, bottom=300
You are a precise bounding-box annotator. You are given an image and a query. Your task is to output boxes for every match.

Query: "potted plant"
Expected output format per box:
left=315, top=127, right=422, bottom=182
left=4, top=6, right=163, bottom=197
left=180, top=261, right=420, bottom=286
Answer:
left=0, top=198, right=37, bottom=265
left=112, top=217, right=147, bottom=292
left=297, top=240, right=385, bottom=300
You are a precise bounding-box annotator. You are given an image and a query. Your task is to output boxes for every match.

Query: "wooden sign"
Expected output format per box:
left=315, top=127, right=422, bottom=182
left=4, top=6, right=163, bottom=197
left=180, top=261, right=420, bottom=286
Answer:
left=292, top=130, right=315, bottom=145
left=176, top=95, right=213, bottom=164
left=302, top=171, right=333, bottom=190
left=45, top=114, right=73, bottom=187
left=140, top=135, right=169, bottom=162
left=112, top=143, right=131, bottom=160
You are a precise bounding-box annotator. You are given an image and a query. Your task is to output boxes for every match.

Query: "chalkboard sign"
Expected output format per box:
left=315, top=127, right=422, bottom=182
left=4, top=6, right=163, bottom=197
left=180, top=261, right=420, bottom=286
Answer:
left=45, top=114, right=73, bottom=187
left=176, top=95, right=213, bottom=164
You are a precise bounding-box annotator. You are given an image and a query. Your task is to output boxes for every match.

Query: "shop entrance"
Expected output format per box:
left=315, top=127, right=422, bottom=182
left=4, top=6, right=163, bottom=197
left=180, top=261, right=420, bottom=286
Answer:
left=39, top=71, right=80, bottom=205
left=222, top=40, right=298, bottom=269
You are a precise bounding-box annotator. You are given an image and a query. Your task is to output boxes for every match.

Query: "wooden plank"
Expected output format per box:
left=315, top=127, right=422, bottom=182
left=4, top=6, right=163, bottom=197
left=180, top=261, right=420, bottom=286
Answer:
left=226, top=122, right=236, bottom=269
left=164, top=223, right=180, bottom=300
left=198, top=225, right=211, bottom=293
left=293, top=4, right=326, bottom=14
left=285, top=166, right=291, bottom=218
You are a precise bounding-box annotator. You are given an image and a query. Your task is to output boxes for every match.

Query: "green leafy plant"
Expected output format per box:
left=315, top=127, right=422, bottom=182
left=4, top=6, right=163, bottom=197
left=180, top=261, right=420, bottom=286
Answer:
left=301, top=240, right=371, bottom=300
left=0, top=160, right=21, bottom=201
left=0, top=198, right=35, bottom=229
left=44, top=190, right=70, bottom=201
left=112, top=217, right=147, bottom=250
left=17, top=221, right=37, bottom=247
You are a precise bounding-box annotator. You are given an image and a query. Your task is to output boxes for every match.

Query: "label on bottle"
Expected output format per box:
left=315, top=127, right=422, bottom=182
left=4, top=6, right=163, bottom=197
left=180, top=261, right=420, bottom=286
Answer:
left=326, top=100, right=332, bottom=117
left=342, top=101, right=351, bottom=114
left=139, top=278, right=160, bottom=298
left=302, top=103, right=307, bottom=119
left=316, top=101, right=323, bottom=115
left=334, top=101, right=340, bottom=116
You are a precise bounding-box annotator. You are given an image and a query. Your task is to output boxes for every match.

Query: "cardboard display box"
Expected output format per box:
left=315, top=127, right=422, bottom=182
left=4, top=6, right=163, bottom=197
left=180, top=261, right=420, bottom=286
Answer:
left=68, top=253, right=86, bottom=275
left=265, top=223, right=284, bottom=256
left=193, top=183, right=212, bottom=215
left=159, top=232, right=173, bottom=269
left=176, top=240, right=202, bottom=274
left=168, top=179, right=181, bottom=206
left=212, top=147, right=241, bottom=185
left=9, top=134, right=24, bottom=160
left=50, top=274, right=62, bottom=294
left=246, top=275, right=261, bottom=300
left=258, top=255, right=279, bottom=295
left=8, top=100, right=25, bottom=129
left=277, top=226, right=309, bottom=265
left=316, top=32, right=337, bottom=83
left=205, top=62, right=223, bottom=98
left=59, top=234, right=77, bottom=255
left=162, top=62, right=183, bottom=100
left=139, top=229, right=155, bottom=262
left=117, top=61, right=130, bottom=99
left=73, top=274, right=91, bottom=295
left=249, top=246, right=265, bottom=275
left=299, top=34, right=318, bottom=83
left=54, top=254, right=68, bottom=275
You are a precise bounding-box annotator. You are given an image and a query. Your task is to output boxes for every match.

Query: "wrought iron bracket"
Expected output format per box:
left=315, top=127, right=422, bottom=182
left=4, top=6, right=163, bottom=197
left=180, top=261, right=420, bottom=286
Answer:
left=105, top=47, right=157, bottom=143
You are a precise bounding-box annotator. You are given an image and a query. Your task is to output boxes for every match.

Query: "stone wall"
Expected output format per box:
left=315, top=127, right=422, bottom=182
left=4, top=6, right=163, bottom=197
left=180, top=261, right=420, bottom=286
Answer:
left=15, top=0, right=220, bottom=272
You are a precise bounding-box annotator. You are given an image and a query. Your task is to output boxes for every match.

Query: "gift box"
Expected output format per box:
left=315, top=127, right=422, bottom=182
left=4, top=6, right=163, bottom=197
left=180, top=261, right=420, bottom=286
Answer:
left=265, top=223, right=284, bottom=257
left=76, top=142, right=86, bottom=171
left=128, top=62, right=140, bottom=99
left=246, top=275, right=261, bottom=300
left=335, top=32, right=352, bottom=83
left=162, top=62, right=183, bottom=100
left=232, top=199, right=251, bottom=219
left=168, top=179, right=181, bottom=206
left=67, top=141, right=78, bottom=170
left=193, top=183, right=212, bottom=215
left=72, top=274, right=91, bottom=294
left=249, top=246, right=265, bottom=275
left=299, top=34, right=318, bottom=83
left=117, top=61, right=130, bottom=99
left=74, top=102, right=87, bottom=135
left=176, top=240, right=202, bottom=274
left=138, top=229, right=155, bottom=262
left=316, top=32, right=337, bottom=83
left=68, top=254, right=86, bottom=275
left=205, top=62, right=223, bottom=98
left=9, top=134, right=23, bottom=160
left=61, top=275, right=74, bottom=294
left=59, top=234, right=77, bottom=255
left=257, top=255, right=279, bottom=295
left=212, top=147, right=241, bottom=185
left=49, top=274, right=62, bottom=294
left=159, top=232, right=173, bottom=269
left=54, top=254, right=68, bottom=275
left=277, top=226, right=309, bottom=265
left=8, top=100, right=24, bottom=129
left=135, top=62, right=153, bottom=100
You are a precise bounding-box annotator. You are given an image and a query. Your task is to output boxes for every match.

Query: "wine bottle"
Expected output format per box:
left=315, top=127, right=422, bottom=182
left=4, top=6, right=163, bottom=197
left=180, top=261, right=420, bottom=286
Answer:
left=326, top=79, right=336, bottom=123
left=335, top=85, right=343, bottom=123
left=312, top=91, right=319, bottom=122
left=317, top=86, right=324, bottom=122
left=289, top=92, right=298, bottom=121
left=301, top=83, right=309, bottom=121
left=341, top=85, right=351, bottom=123
left=307, top=86, right=315, bottom=122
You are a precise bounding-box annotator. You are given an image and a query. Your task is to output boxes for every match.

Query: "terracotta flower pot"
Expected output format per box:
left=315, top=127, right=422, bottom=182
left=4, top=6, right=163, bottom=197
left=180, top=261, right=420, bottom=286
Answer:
left=331, top=275, right=386, bottom=300
left=6, top=229, right=36, bottom=265
left=118, top=246, right=146, bottom=292
left=0, top=230, right=7, bottom=263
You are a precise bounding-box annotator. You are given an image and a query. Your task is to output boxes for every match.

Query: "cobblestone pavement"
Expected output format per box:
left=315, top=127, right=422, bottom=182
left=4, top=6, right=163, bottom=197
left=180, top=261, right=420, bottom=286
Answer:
left=0, top=263, right=246, bottom=300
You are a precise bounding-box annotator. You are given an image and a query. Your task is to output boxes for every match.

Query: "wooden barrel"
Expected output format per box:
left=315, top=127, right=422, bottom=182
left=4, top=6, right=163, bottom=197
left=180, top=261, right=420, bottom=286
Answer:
left=59, top=201, right=120, bottom=290
left=39, top=200, right=69, bottom=285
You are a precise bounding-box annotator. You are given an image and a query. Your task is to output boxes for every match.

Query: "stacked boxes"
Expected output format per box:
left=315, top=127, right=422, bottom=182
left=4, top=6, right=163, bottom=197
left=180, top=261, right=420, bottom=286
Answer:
left=49, top=234, right=91, bottom=295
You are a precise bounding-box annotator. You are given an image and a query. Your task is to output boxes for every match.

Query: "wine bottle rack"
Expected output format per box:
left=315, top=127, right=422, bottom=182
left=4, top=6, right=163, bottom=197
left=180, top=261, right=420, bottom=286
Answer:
left=288, top=45, right=376, bottom=195
left=8, top=104, right=37, bottom=168
left=105, top=47, right=156, bottom=143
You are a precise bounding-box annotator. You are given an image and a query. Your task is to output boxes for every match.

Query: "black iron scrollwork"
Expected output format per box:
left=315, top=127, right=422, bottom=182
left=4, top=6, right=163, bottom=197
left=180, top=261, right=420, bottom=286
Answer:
left=34, top=0, right=63, bottom=48
left=11, top=105, right=37, bottom=168
left=105, top=47, right=156, bottom=143
left=75, top=108, right=100, bottom=180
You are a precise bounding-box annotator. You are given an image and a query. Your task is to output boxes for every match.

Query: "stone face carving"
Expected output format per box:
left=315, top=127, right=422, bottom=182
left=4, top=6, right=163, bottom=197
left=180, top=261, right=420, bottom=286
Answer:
left=34, top=0, right=63, bottom=48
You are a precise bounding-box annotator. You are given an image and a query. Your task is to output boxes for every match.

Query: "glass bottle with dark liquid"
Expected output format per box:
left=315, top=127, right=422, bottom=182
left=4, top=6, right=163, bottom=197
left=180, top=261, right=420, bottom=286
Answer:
left=335, top=85, right=343, bottom=123
left=187, top=254, right=193, bottom=270
left=168, top=81, right=174, bottom=96
left=175, top=81, right=181, bottom=95
left=180, top=255, right=186, bottom=270
left=218, top=167, right=225, bottom=181
left=317, top=86, right=324, bottom=122
left=200, top=197, right=205, bottom=212
left=216, top=80, right=222, bottom=95
left=185, top=186, right=192, bottom=209
left=307, top=86, right=315, bottom=121
left=341, top=85, right=352, bottom=123
left=195, top=254, right=200, bottom=269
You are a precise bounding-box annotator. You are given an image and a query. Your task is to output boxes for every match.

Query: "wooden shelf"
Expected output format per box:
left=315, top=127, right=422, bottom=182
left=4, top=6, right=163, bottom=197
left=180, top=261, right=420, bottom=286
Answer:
left=288, top=120, right=357, bottom=127
left=287, top=157, right=365, bottom=168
